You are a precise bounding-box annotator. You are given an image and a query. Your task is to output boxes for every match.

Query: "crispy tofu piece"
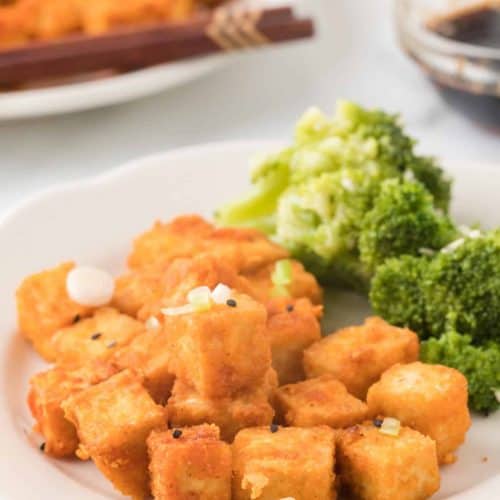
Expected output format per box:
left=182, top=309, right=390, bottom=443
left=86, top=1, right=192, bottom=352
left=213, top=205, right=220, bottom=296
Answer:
left=232, top=426, right=336, bottom=500
left=246, top=260, right=323, bottom=305
left=303, top=317, right=419, bottom=399
left=275, top=375, right=368, bottom=428
left=167, top=293, right=271, bottom=398
left=28, top=362, right=118, bottom=458
left=147, top=424, right=232, bottom=500
left=336, top=423, right=440, bottom=500
left=16, top=262, right=93, bottom=360
left=62, top=370, right=167, bottom=499
left=128, top=215, right=287, bottom=274
left=266, top=297, right=322, bottom=385
left=51, top=307, right=144, bottom=367
left=136, top=255, right=256, bottom=321
left=367, top=362, right=471, bottom=464
left=111, top=326, right=175, bottom=404
left=168, top=369, right=277, bottom=442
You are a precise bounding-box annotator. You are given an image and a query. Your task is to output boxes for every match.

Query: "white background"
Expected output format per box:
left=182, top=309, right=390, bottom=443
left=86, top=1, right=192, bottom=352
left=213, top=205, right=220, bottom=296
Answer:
left=0, top=0, right=498, bottom=214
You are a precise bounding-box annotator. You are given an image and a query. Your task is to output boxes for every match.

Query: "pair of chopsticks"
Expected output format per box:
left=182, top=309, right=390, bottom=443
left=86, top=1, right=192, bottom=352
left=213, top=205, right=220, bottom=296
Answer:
left=0, top=5, right=314, bottom=85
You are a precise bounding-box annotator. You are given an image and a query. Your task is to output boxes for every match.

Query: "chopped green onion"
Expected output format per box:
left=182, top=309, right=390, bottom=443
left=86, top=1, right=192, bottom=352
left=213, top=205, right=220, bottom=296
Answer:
left=379, top=417, right=401, bottom=437
left=271, top=259, right=293, bottom=297
left=187, top=286, right=213, bottom=311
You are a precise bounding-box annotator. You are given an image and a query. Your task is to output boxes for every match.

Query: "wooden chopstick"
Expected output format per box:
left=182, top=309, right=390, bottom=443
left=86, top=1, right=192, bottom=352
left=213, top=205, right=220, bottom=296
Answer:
left=0, top=6, right=314, bottom=85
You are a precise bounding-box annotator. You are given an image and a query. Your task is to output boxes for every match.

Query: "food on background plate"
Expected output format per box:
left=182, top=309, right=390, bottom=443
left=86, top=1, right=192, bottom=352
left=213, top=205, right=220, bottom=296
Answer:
left=216, top=100, right=500, bottom=416
left=336, top=422, right=440, bottom=500
left=367, top=362, right=471, bottom=464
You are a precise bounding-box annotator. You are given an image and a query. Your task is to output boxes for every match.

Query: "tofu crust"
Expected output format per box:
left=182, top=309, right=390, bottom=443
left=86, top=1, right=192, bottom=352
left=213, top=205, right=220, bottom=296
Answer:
left=232, top=426, right=337, bottom=500
left=367, top=362, right=471, bottom=464
left=336, top=423, right=440, bottom=500
left=303, top=317, right=419, bottom=399
left=147, top=424, right=232, bottom=500
left=275, top=375, right=368, bottom=428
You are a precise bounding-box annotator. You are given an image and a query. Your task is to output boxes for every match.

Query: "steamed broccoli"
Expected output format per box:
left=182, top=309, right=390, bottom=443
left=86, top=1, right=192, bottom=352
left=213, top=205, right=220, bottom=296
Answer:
left=216, top=101, right=451, bottom=289
left=359, top=179, right=457, bottom=274
left=421, top=330, right=500, bottom=414
left=370, top=231, right=500, bottom=344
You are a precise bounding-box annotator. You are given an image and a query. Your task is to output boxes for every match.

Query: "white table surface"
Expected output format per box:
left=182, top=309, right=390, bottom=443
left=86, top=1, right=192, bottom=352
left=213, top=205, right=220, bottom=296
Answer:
left=0, top=0, right=498, bottom=215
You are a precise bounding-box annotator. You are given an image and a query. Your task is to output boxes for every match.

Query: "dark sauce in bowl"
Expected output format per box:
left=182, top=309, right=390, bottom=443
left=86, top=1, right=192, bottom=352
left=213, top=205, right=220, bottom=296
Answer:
left=426, top=6, right=500, bottom=130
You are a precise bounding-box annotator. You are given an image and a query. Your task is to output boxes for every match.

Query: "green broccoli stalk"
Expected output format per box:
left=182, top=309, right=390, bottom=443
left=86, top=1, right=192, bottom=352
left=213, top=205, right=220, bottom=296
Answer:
left=421, top=330, right=500, bottom=414
left=359, top=179, right=457, bottom=274
left=370, top=230, right=500, bottom=344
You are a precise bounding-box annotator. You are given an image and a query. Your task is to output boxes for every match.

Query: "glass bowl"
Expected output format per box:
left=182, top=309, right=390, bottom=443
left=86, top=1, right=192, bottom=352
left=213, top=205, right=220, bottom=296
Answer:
left=395, top=0, right=500, bottom=129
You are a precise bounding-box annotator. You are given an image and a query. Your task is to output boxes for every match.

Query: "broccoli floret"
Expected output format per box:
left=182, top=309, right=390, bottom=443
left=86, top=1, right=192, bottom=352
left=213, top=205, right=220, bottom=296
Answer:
left=370, top=255, right=428, bottom=334
left=359, top=179, right=457, bottom=274
left=371, top=231, right=500, bottom=344
left=421, top=330, right=500, bottom=414
left=216, top=100, right=452, bottom=290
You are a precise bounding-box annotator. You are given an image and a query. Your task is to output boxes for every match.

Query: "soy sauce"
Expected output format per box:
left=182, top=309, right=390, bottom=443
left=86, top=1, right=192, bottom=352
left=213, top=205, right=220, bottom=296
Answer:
left=427, top=6, right=500, bottom=130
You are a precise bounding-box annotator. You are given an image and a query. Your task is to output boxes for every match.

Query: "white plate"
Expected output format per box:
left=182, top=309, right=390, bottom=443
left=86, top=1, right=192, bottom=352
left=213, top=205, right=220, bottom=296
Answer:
left=0, top=56, right=229, bottom=121
left=0, top=141, right=498, bottom=499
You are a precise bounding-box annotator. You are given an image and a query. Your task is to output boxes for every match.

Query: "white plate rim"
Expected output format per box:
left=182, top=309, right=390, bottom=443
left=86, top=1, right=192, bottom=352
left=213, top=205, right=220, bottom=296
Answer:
left=0, top=140, right=498, bottom=500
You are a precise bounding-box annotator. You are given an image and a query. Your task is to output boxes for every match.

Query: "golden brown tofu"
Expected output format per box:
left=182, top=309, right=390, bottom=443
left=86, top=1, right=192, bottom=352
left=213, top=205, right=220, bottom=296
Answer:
left=27, top=362, right=118, bottom=458
left=166, top=293, right=271, bottom=398
left=336, top=423, right=440, bottom=500
left=62, top=370, right=167, bottom=499
left=246, top=260, right=323, bottom=305
left=16, top=262, right=93, bottom=360
left=168, top=369, right=277, bottom=442
left=232, top=426, right=336, bottom=500
left=147, top=424, right=232, bottom=500
left=136, top=255, right=256, bottom=321
left=266, top=297, right=322, bottom=385
left=275, top=375, right=368, bottom=428
left=128, top=215, right=287, bottom=274
left=367, top=362, right=471, bottom=464
left=111, top=325, right=175, bottom=404
left=51, top=307, right=144, bottom=368
left=303, top=317, right=419, bottom=399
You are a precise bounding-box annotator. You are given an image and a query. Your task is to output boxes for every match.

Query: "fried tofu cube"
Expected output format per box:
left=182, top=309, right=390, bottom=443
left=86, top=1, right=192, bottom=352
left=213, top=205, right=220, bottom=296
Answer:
left=303, top=317, right=419, bottom=399
left=62, top=370, right=167, bottom=499
left=168, top=369, right=277, bottom=442
left=147, top=424, right=232, bottom=500
left=136, top=255, right=256, bottom=321
left=28, top=362, right=118, bottom=457
left=51, top=307, right=144, bottom=367
left=167, top=293, right=271, bottom=398
left=336, top=423, right=440, bottom=500
left=16, top=262, right=93, bottom=360
left=246, top=260, right=323, bottom=305
left=232, top=426, right=336, bottom=500
left=275, top=375, right=368, bottom=428
left=111, top=326, right=175, bottom=404
left=266, top=297, right=322, bottom=384
left=366, top=362, right=471, bottom=464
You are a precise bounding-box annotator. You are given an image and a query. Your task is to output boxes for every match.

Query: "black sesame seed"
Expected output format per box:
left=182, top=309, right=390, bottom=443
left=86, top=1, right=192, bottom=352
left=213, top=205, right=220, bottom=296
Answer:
left=90, top=332, right=102, bottom=340
left=226, top=299, right=237, bottom=308
left=373, top=418, right=383, bottom=428
left=270, top=424, right=279, bottom=433
left=172, top=429, right=182, bottom=439
left=73, top=314, right=81, bottom=324
left=40, top=442, right=46, bottom=452
left=286, top=304, right=294, bottom=312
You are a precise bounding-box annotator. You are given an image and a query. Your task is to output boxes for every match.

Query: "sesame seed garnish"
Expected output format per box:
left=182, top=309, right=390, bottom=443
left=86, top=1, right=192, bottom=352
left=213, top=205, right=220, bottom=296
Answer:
left=270, top=424, right=279, bottom=433
left=40, top=442, right=46, bottom=452
left=106, top=340, right=117, bottom=349
left=90, top=332, right=102, bottom=340
left=373, top=418, right=383, bottom=428
left=286, top=304, right=294, bottom=312
left=226, top=299, right=237, bottom=307
left=172, top=429, right=182, bottom=439
left=73, top=314, right=81, bottom=324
